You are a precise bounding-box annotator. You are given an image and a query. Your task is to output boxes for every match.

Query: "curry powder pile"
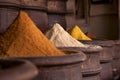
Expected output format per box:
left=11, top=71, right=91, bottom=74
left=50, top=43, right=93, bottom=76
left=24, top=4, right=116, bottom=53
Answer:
left=0, top=11, right=64, bottom=57
left=68, top=25, right=91, bottom=40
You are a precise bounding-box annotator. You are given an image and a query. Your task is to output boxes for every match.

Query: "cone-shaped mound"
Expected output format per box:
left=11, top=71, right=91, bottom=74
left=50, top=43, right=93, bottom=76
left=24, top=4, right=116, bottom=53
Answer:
left=0, top=11, right=64, bottom=57
left=45, top=23, right=86, bottom=47
left=68, top=25, right=91, bottom=40
left=45, top=23, right=102, bottom=52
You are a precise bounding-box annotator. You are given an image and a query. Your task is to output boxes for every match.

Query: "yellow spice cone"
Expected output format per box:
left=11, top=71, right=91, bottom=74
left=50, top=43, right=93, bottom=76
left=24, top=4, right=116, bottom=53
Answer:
left=68, top=25, right=91, bottom=40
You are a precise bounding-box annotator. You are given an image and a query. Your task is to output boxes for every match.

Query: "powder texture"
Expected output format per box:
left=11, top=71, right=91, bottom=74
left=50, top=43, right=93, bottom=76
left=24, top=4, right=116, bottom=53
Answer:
left=45, top=23, right=86, bottom=47
left=45, top=23, right=102, bottom=51
left=68, top=25, right=91, bottom=40
left=0, top=11, right=64, bottom=57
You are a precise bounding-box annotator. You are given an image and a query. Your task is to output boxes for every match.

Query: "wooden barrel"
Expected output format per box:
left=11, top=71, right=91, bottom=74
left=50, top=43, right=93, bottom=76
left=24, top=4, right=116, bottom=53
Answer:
left=80, top=40, right=114, bottom=61
left=113, top=40, right=120, bottom=59
left=0, top=0, right=20, bottom=7
left=58, top=47, right=102, bottom=80
left=20, top=0, right=47, bottom=10
left=47, top=0, right=68, bottom=30
left=0, top=7, right=19, bottom=33
left=22, top=9, right=48, bottom=33
left=80, top=40, right=115, bottom=80
left=47, top=0, right=67, bottom=13
left=112, top=40, right=120, bottom=79
left=0, top=58, right=38, bottom=80
left=20, top=0, right=48, bottom=33
left=100, top=61, right=113, bottom=80
left=0, top=0, right=20, bottom=33
left=80, top=47, right=102, bottom=80
left=0, top=0, right=48, bottom=33
left=14, top=50, right=86, bottom=80
left=48, top=13, right=66, bottom=30
left=82, top=74, right=101, bottom=80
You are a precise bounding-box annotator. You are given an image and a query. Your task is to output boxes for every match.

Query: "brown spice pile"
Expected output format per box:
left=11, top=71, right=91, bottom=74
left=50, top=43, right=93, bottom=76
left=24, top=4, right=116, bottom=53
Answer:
left=0, top=11, right=64, bottom=57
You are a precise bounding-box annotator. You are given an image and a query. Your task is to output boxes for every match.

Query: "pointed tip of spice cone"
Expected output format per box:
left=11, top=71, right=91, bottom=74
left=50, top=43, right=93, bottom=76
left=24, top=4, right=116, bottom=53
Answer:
left=19, top=10, right=26, bottom=15
left=19, top=10, right=26, bottom=16
left=53, top=23, right=64, bottom=30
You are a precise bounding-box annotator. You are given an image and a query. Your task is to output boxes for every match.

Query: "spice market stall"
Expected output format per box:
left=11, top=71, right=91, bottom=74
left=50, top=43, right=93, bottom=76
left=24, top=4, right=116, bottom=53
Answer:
left=0, top=58, right=38, bottom=80
left=0, top=11, right=86, bottom=80
left=45, top=23, right=103, bottom=80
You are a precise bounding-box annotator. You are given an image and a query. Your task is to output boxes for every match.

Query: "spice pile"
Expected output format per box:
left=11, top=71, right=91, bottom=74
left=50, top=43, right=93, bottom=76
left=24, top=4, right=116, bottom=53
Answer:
left=68, top=25, right=91, bottom=40
left=0, top=11, right=64, bottom=57
left=45, top=23, right=102, bottom=51
left=45, top=23, right=86, bottom=47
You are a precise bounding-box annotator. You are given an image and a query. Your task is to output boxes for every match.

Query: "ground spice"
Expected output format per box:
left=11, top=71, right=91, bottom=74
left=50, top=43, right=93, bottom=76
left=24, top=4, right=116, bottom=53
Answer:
left=45, top=23, right=102, bottom=51
left=0, top=11, right=64, bottom=57
left=68, top=25, right=91, bottom=40
left=45, top=23, right=86, bottom=47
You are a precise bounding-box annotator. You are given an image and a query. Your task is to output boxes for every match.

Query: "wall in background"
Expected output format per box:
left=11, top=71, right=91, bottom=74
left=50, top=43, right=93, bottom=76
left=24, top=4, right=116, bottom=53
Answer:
left=66, top=0, right=118, bottom=39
